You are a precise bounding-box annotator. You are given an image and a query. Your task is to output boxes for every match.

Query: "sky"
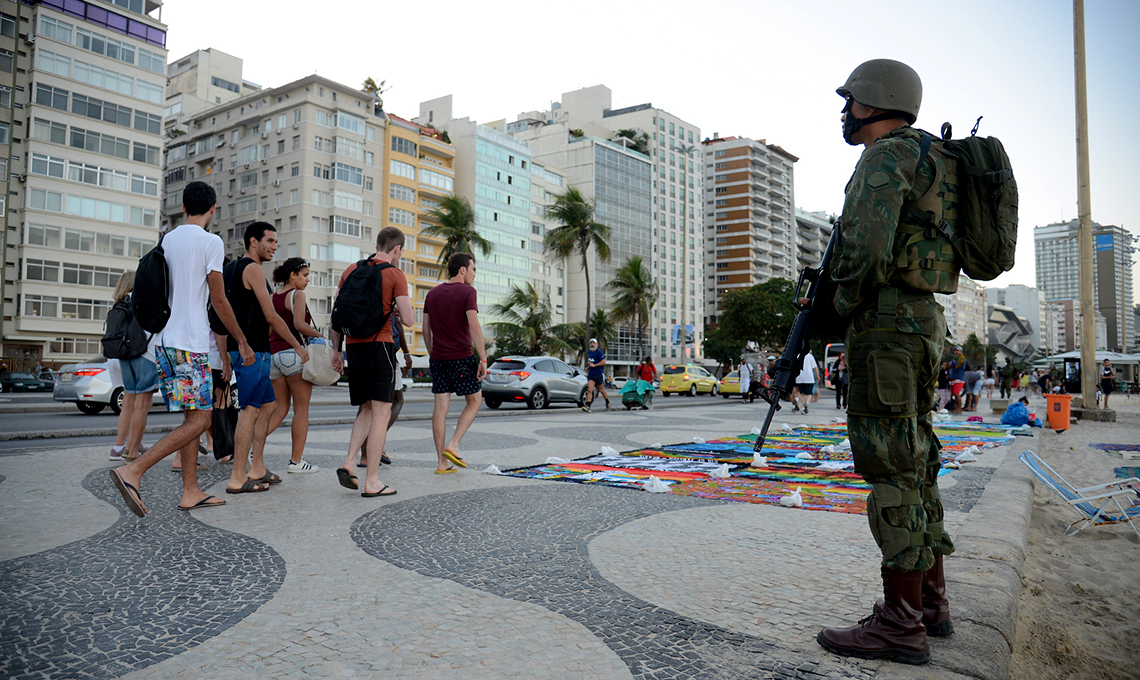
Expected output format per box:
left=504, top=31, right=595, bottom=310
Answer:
left=162, top=0, right=1140, bottom=299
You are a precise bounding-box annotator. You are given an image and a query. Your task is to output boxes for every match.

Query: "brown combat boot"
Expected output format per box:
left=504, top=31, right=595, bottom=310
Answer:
left=922, top=555, right=953, bottom=637
left=817, top=567, right=930, bottom=665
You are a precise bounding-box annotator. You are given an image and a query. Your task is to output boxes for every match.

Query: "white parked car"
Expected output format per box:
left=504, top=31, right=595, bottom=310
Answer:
left=53, top=357, right=162, bottom=415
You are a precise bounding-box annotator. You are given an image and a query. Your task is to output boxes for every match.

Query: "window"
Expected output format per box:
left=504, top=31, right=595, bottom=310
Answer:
left=35, top=119, right=71, bottom=145
left=390, top=159, right=415, bottom=180
left=61, top=297, right=112, bottom=320
left=24, top=294, right=58, bottom=318
left=420, top=243, right=433, bottom=255
left=335, top=111, right=365, bottom=134
left=330, top=242, right=361, bottom=262
left=133, top=142, right=160, bottom=165
left=133, top=110, right=161, bottom=135
left=392, top=137, right=417, bottom=157
left=37, top=50, right=71, bottom=77
left=39, top=15, right=72, bottom=43
left=332, top=162, right=363, bottom=186
left=336, top=137, right=364, bottom=160
left=399, top=257, right=414, bottom=274
left=211, top=76, right=241, bottom=93
left=31, top=153, right=66, bottom=178
left=389, top=183, right=414, bottom=203
left=419, top=168, right=453, bottom=192
left=36, top=85, right=69, bottom=111
left=27, top=224, right=62, bottom=248
left=26, top=259, right=60, bottom=282
left=332, top=189, right=363, bottom=212
left=331, top=215, right=361, bottom=237
left=388, top=207, right=414, bottom=227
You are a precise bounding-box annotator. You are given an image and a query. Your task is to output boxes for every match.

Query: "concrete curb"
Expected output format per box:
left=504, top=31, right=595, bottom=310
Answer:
left=0, top=396, right=721, bottom=441
left=906, top=446, right=1035, bottom=680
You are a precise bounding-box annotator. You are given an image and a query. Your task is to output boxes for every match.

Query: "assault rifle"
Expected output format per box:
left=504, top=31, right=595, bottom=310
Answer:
left=753, top=225, right=843, bottom=453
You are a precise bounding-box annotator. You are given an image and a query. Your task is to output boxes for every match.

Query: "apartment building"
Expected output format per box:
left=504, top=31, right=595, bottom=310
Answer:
left=521, top=86, right=702, bottom=361
left=383, top=113, right=455, bottom=352
left=934, top=275, right=988, bottom=346
left=795, top=208, right=830, bottom=272
left=524, top=159, right=568, bottom=325
left=507, top=115, right=653, bottom=367
left=164, top=47, right=259, bottom=137
left=417, top=95, right=534, bottom=318
left=1035, top=219, right=1136, bottom=352
left=698, top=133, right=797, bottom=325
left=5, top=0, right=167, bottom=370
left=162, top=75, right=386, bottom=331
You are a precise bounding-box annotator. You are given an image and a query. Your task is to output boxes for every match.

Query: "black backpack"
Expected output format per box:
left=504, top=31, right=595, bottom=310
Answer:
left=913, top=119, right=1018, bottom=281
left=132, top=236, right=171, bottom=333
left=102, top=297, right=149, bottom=359
left=331, top=257, right=394, bottom=338
left=207, top=258, right=243, bottom=337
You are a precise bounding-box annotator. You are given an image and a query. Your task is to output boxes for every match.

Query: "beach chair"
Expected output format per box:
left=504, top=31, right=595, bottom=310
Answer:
left=1019, top=450, right=1140, bottom=539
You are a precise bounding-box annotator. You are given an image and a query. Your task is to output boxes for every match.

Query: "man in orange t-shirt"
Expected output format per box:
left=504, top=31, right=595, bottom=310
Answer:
left=330, top=227, right=413, bottom=498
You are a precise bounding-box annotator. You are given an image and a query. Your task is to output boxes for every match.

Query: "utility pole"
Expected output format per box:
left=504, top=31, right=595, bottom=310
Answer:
left=1073, top=0, right=1097, bottom=405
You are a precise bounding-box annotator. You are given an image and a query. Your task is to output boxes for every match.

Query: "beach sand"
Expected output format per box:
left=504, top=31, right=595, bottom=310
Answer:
left=1008, top=395, right=1140, bottom=679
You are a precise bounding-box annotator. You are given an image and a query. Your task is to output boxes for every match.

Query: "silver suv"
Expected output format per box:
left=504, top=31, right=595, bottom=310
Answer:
left=482, top=356, right=588, bottom=409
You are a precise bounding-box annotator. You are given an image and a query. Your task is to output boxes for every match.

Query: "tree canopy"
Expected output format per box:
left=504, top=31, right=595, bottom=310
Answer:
left=715, top=278, right=799, bottom=350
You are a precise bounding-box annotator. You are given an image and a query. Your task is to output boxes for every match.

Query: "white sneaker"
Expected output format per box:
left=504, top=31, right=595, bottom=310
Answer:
left=287, top=459, right=319, bottom=474
left=109, top=447, right=125, bottom=461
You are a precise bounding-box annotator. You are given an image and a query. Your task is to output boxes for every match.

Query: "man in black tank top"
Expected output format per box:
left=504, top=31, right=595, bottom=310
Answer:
left=222, top=222, right=309, bottom=496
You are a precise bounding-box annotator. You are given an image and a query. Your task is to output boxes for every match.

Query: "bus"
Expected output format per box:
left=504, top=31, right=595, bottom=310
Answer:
left=824, top=343, right=845, bottom=389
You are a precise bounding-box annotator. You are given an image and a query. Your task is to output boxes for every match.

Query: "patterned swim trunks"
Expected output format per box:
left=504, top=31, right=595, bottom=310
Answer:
left=155, top=346, right=212, bottom=412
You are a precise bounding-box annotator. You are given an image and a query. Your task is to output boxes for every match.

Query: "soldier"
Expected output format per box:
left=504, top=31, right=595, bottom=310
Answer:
left=816, top=60, right=957, bottom=666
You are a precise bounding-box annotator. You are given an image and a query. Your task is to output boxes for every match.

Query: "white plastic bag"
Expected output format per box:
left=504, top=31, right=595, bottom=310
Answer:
left=751, top=453, right=768, bottom=468
left=709, top=463, right=731, bottom=479
left=302, top=341, right=342, bottom=386
left=643, top=475, right=670, bottom=493
left=751, top=426, right=763, bottom=435
left=650, top=442, right=662, bottom=449
left=779, top=486, right=804, bottom=507
left=483, top=465, right=502, bottom=475
left=693, top=436, right=705, bottom=444
left=836, top=438, right=852, bottom=451
left=795, top=452, right=814, bottom=460
left=545, top=456, right=570, bottom=464
left=955, top=451, right=976, bottom=463
left=600, top=445, right=618, bottom=456
left=779, top=423, right=794, bottom=432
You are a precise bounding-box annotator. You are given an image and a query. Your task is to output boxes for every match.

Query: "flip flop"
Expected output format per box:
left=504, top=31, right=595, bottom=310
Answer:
left=109, top=468, right=146, bottom=517
left=434, top=466, right=458, bottom=475
left=226, top=479, right=269, bottom=494
left=361, top=485, right=397, bottom=497
left=179, top=495, right=226, bottom=511
left=336, top=467, right=359, bottom=490
left=381, top=453, right=392, bottom=465
left=252, top=471, right=282, bottom=485
left=218, top=455, right=234, bottom=464
left=442, top=449, right=467, bottom=469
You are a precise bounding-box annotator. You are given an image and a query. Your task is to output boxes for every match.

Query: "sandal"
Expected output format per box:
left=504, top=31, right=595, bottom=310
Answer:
left=336, top=467, right=359, bottom=490
left=252, top=471, right=282, bottom=485
left=361, top=485, right=397, bottom=498
left=226, top=479, right=269, bottom=494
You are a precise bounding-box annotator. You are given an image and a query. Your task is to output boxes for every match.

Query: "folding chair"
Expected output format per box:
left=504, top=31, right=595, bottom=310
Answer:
left=1019, top=450, right=1140, bottom=538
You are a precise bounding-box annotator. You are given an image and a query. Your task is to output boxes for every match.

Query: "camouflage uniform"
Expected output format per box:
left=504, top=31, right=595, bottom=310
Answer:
left=831, top=126, right=956, bottom=573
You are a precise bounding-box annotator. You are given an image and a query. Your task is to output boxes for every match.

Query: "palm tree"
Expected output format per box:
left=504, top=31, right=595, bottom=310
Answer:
left=614, top=129, right=650, bottom=155
left=544, top=188, right=612, bottom=366
left=606, top=256, right=658, bottom=360
left=486, top=283, right=575, bottom=357
left=587, top=309, right=617, bottom=351
left=420, top=195, right=492, bottom=273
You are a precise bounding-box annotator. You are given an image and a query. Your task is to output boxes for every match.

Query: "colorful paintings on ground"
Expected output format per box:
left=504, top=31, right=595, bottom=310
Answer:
left=500, top=423, right=1016, bottom=515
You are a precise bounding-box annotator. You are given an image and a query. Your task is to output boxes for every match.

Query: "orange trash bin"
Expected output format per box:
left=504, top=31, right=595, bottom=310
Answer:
left=1045, top=393, right=1072, bottom=431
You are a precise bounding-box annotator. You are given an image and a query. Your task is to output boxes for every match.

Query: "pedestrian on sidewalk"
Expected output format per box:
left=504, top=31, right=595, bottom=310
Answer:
left=223, top=223, right=310, bottom=495
left=738, top=359, right=752, bottom=403
left=984, top=367, right=996, bottom=398
left=833, top=352, right=849, bottom=409
left=359, top=310, right=413, bottom=468
left=422, top=253, right=486, bottom=473
left=109, top=181, right=255, bottom=516
left=265, top=257, right=324, bottom=474
left=792, top=352, right=818, bottom=414
left=1000, top=357, right=1015, bottom=399
left=108, top=271, right=156, bottom=462
left=948, top=346, right=967, bottom=414
left=816, top=59, right=954, bottom=665
left=330, top=227, right=412, bottom=497
left=582, top=339, right=610, bottom=411
left=964, top=366, right=984, bottom=412
left=1100, top=358, right=1115, bottom=409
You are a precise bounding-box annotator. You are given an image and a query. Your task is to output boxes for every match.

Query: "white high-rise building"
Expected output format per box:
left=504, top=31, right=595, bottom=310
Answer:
left=515, top=86, right=702, bottom=362
left=935, top=276, right=988, bottom=345
left=164, top=48, right=260, bottom=137
left=5, top=0, right=167, bottom=370
left=1034, top=220, right=1136, bottom=351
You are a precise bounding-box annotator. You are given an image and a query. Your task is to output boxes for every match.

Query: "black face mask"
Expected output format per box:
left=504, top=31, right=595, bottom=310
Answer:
left=841, top=98, right=899, bottom=146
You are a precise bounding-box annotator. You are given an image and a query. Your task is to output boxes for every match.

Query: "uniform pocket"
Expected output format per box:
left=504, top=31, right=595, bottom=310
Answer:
left=868, top=349, right=916, bottom=415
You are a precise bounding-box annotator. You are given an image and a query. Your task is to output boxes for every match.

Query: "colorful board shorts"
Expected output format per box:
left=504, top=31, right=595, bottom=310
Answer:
left=156, top=346, right=212, bottom=412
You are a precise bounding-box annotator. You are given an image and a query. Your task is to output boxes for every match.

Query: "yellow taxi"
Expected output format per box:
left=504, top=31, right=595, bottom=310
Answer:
left=660, top=364, right=719, bottom=397
left=719, top=370, right=742, bottom=398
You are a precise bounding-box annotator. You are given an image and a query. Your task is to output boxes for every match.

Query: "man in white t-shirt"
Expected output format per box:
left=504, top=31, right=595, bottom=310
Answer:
left=110, top=182, right=254, bottom=517
left=793, top=352, right=819, bottom=414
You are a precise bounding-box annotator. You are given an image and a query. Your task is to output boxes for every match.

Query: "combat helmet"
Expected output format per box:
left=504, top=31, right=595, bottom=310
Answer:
left=836, top=59, right=922, bottom=123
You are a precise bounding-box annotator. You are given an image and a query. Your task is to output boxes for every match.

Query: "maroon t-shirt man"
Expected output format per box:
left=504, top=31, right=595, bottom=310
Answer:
left=423, top=281, right=478, bottom=360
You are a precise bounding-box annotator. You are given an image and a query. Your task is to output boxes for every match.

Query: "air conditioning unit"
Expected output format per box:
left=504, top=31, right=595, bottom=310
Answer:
left=261, top=132, right=269, bottom=139
left=274, top=207, right=279, bottom=213
left=272, top=180, right=281, bottom=186
left=228, top=168, right=234, bottom=174
left=261, top=159, right=267, bottom=165
left=276, top=128, right=284, bottom=135
left=227, top=192, right=233, bottom=198
left=244, top=163, right=250, bottom=169
left=292, top=123, right=299, bottom=130
left=260, top=210, right=266, bottom=215
left=217, top=139, right=226, bottom=147
left=17, top=174, right=26, bottom=183
left=240, top=188, right=246, bottom=194
left=24, top=34, right=35, bottom=45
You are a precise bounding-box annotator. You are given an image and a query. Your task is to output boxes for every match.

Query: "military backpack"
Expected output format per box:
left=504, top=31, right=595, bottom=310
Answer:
left=899, top=119, right=1018, bottom=285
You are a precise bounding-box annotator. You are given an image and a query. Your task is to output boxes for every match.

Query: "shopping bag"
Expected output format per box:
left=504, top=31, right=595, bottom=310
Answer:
left=302, top=340, right=341, bottom=386
left=213, top=384, right=239, bottom=461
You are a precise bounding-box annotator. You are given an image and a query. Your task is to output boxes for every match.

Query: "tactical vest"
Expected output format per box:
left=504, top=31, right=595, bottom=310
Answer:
left=888, top=137, right=960, bottom=294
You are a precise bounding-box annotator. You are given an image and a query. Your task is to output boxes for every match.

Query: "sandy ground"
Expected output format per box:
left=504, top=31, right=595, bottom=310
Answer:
left=1008, top=394, right=1140, bottom=680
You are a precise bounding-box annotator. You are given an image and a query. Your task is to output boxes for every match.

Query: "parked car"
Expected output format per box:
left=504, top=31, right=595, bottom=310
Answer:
left=482, top=356, right=588, bottom=409
left=53, top=358, right=162, bottom=415
left=38, top=370, right=56, bottom=385
left=0, top=371, right=52, bottom=392
left=612, top=376, right=629, bottom=390
left=719, top=370, right=743, bottom=398
left=659, top=364, right=719, bottom=397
